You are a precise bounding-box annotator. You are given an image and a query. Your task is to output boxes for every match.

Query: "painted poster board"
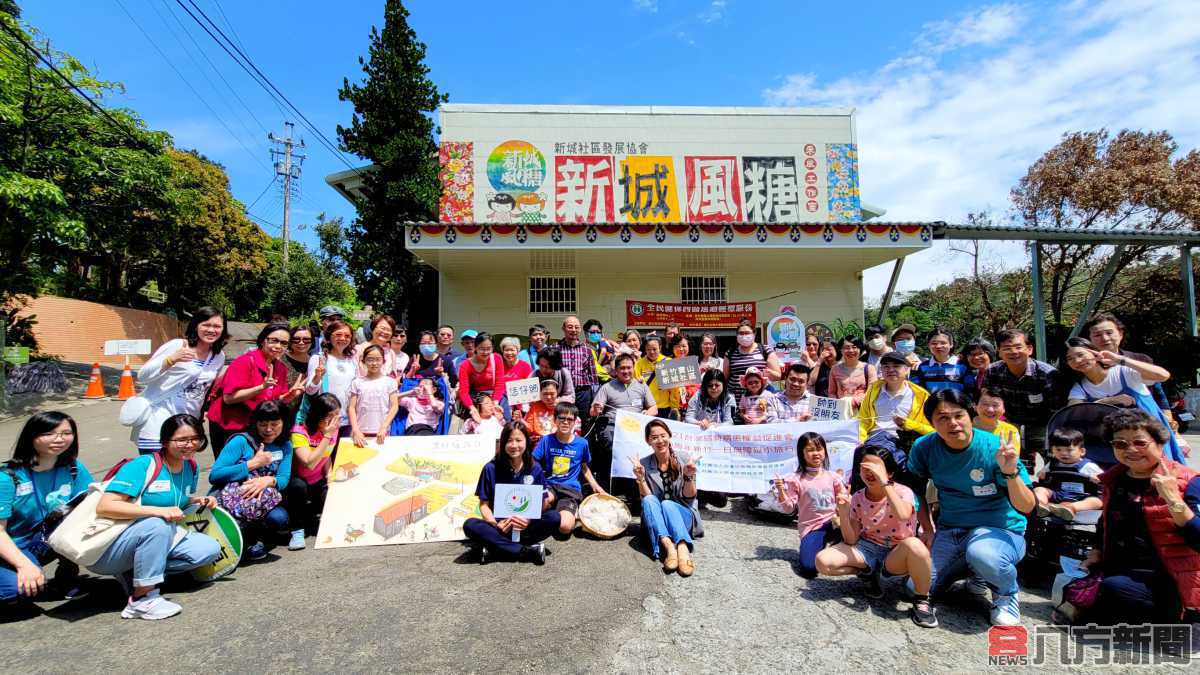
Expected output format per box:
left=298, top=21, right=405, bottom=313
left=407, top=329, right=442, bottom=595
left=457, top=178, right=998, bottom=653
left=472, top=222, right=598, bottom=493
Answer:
left=315, top=435, right=494, bottom=549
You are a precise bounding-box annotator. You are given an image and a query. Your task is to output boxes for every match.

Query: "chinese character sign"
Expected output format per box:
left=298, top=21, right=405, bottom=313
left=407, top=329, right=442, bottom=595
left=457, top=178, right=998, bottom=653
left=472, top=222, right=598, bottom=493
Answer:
left=555, top=155, right=615, bottom=223
left=742, top=156, right=800, bottom=222
left=684, top=156, right=742, bottom=222
left=655, top=356, right=700, bottom=390
left=618, top=156, right=680, bottom=223
left=626, top=299, right=756, bottom=328
left=505, top=377, right=541, bottom=406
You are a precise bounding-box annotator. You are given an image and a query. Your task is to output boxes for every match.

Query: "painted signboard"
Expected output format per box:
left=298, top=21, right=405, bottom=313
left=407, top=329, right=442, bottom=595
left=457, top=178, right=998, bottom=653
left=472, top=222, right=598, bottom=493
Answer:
left=436, top=105, right=861, bottom=226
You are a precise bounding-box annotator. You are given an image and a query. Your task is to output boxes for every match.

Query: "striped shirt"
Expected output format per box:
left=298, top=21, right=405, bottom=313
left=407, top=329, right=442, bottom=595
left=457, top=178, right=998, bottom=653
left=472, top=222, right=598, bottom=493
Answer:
left=725, top=343, right=773, bottom=402
left=559, top=340, right=598, bottom=387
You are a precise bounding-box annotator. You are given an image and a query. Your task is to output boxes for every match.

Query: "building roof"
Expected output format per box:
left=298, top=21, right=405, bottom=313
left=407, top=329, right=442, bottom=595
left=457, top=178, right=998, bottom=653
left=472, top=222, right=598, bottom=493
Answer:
left=932, top=222, right=1200, bottom=244
left=377, top=496, right=429, bottom=524
left=439, top=103, right=856, bottom=117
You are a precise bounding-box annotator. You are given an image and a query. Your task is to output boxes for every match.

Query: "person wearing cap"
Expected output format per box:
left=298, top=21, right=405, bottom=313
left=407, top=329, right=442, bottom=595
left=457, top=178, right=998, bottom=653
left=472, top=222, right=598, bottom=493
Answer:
left=452, top=329, right=478, bottom=372
left=864, top=324, right=890, bottom=376
left=890, top=324, right=922, bottom=369
left=858, top=351, right=934, bottom=442
left=313, top=306, right=345, bottom=354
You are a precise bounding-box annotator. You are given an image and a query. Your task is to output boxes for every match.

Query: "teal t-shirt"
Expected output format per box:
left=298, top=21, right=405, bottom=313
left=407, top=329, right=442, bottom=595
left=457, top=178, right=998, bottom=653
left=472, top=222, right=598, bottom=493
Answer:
left=0, top=460, right=93, bottom=548
left=104, top=455, right=197, bottom=509
left=908, top=428, right=1032, bottom=533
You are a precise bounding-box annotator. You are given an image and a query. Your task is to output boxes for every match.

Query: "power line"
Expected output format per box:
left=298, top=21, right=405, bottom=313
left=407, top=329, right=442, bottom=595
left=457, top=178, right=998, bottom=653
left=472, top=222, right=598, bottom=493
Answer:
left=147, top=0, right=262, bottom=153
left=245, top=175, right=277, bottom=211
left=156, top=0, right=270, bottom=137
left=174, top=0, right=363, bottom=175
left=0, top=19, right=150, bottom=149
left=113, top=0, right=270, bottom=171
left=209, top=0, right=249, bottom=54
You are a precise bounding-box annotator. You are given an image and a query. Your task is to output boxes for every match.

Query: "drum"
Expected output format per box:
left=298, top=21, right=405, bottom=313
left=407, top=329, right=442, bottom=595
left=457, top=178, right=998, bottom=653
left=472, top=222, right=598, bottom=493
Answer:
left=577, top=493, right=632, bottom=539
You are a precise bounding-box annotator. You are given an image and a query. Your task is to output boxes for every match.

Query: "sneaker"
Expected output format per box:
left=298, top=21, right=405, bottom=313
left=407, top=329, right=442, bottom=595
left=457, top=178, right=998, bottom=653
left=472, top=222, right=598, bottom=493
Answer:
left=247, top=542, right=267, bottom=561
left=990, top=594, right=1021, bottom=626
left=288, top=530, right=307, bottom=551
left=521, top=543, right=547, bottom=565
left=862, top=566, right=884, bottom=600
left=949, top=576, right=991, bottom=598
left=1046, top=504, right=1076, bottom=522
left=911, top=598, right=939, bottom=628
left=121, top=590, right=182, bottom=621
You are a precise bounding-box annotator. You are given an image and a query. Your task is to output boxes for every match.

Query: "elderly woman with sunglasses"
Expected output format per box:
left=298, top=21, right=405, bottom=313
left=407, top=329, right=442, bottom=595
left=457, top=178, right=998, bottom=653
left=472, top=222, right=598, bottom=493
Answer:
left=1076, top=409, right=1200, bottom=628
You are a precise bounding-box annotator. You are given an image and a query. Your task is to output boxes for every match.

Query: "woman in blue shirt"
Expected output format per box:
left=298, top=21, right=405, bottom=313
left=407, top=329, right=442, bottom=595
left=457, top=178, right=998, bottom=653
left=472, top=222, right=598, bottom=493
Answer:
left=209, top=400, right=293, bottom=561
left=463, top=421, right=559, bottom=564
left=0, top=412, right=93, bottom=604
left=91, top=414, right=221, bottom=620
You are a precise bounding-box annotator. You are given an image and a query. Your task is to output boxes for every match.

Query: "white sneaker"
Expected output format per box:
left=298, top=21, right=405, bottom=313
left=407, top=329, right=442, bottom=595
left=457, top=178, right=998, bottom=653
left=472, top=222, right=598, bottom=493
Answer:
left=121, top=590, right=182, bottom=620
left=989, top=594, right=1021, bottom=626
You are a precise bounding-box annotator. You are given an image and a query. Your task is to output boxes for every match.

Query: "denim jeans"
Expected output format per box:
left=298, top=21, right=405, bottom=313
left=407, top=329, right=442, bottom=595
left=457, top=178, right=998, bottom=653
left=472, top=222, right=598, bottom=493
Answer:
left=89, top=517, right=221, bottom=587
left=796, top=521, right=837, bottom=579
left=0, top=543, right=47, bottom=601
left=641, top=495, right=693, bottom=559
left=929, top=525, right=1026, bottom=597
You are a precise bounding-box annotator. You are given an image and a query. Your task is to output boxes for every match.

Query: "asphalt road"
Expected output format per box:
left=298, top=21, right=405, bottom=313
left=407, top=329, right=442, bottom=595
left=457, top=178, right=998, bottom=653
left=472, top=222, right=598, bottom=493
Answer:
left=1, top=398, right=1197, bottom=673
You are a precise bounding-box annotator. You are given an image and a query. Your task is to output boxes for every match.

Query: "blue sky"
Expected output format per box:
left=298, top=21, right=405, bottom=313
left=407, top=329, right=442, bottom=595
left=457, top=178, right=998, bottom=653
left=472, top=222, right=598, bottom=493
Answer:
left=21, top=1, right=1200, bottom=298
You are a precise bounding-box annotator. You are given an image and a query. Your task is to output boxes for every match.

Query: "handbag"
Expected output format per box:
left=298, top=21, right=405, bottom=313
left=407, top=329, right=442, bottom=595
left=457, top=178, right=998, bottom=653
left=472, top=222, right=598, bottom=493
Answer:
left=1063, top=572, right=1103, bottom=609
left=216, top=469, right=283, bottom=521
left=46, top=457, right=164, bottom=566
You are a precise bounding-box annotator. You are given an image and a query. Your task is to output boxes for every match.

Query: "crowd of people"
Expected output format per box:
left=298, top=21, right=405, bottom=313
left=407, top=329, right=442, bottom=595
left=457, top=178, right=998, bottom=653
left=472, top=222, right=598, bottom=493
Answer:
left=1, top=305, right=1197, bottom=647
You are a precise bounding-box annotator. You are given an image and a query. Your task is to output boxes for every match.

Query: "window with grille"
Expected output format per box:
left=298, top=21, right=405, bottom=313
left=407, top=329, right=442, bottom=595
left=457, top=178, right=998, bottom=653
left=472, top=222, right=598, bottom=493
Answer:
left=681, top=276, right=727, bottom=303
left=529, top=277, right=577, bottom=314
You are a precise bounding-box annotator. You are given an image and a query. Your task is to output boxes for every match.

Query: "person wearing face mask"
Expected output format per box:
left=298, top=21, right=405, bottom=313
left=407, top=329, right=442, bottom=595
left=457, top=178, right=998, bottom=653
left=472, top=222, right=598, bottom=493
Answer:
left=407, top=330, right=459, bottom=388
left=583, top=319, right=616, bottom=383
left=723, top=318, right=782, bottom=402
left=911, top=328, right=968, bottom=395
left=889, top=324, right=922, bottom=369
left=207, top=322, right=302, bottom=456
left=864, top=325, right=890, bottom=376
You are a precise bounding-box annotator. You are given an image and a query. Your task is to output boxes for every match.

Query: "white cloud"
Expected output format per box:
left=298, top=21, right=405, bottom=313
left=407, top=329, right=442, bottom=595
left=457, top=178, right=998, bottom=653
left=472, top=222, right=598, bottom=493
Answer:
left=699, top=0, right=727, bottom=24
left=632, top=0, right=658, bottom=12
left=762, top=0, right=1200, bottom=297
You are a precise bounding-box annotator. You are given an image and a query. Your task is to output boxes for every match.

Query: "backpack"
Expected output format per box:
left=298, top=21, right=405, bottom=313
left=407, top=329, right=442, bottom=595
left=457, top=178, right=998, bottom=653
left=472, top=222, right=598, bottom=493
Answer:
left=102, top=452, right=197, bottom=484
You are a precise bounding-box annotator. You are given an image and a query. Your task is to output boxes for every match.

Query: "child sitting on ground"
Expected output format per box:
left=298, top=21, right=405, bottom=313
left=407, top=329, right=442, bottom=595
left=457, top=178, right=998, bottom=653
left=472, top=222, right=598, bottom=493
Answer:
left=813, top=448, right=938, bottom=628
left=737, top=367, right=773, bottom=425
left=1034, top=427, right=1102, bottom=522
left=773, top=432, right=845, bottom=579
left=463, top=393, right=504, bottom=437
left=398, top=377, right=445, bottom=436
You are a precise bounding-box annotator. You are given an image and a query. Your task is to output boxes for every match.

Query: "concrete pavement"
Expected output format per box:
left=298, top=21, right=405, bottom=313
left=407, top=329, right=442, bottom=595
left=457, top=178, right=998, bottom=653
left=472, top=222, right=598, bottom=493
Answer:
left=1, top=400, right=1197, bottom=673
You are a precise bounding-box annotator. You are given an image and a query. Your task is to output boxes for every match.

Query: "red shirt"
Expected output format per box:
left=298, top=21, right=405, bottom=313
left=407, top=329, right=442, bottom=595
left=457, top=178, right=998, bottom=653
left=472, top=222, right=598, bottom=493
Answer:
left=208, top=349, right=291, bottom=431
left=457, top=354, right=501, bottom=409
left=497, top=357, right=533, bottom=398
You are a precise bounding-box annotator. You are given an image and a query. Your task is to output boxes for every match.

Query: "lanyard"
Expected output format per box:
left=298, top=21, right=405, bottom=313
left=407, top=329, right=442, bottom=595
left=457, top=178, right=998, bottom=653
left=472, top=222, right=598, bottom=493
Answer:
left=28, top=467, right=60, bottom=522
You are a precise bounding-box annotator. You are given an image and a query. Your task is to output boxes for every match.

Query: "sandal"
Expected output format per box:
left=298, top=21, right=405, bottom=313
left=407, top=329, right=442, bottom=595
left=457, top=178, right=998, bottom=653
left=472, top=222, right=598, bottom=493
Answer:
left=678, top=558, right=695, bottom=577
left=662, top=549, right=678, bottom=572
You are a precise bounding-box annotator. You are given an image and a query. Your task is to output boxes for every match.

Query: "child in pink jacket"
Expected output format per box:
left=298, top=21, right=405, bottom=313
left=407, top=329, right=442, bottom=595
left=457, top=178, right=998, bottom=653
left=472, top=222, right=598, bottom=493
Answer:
left=773, top=432, right=845, bottom=579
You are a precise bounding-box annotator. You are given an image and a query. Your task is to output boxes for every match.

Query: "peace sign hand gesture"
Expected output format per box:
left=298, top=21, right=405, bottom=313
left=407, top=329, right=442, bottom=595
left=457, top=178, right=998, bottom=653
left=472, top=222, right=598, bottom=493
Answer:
left=683, top=454, right=698, bottom=479
left=1151, top=461, right=1183, bottom=504
left=996, top=438, right=1020, bottom=476
left=631, top=457, right=646, bottom=482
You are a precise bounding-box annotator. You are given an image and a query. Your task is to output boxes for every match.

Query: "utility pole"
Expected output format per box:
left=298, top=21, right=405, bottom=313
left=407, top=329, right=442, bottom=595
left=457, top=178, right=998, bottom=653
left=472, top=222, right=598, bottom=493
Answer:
left=268, top=122, right=305, bottom=272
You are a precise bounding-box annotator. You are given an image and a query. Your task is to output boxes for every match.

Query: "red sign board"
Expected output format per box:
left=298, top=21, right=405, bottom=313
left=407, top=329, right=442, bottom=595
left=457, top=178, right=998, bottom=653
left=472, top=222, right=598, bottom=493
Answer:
left=625, top=300, right=755, bottom=329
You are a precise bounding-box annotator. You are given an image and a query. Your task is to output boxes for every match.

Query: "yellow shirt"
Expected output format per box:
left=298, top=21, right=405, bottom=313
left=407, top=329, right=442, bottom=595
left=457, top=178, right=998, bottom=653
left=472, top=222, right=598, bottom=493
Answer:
left=634, top=354, right=672, bottom=410
left=974, top=419, right=1022, bottom=454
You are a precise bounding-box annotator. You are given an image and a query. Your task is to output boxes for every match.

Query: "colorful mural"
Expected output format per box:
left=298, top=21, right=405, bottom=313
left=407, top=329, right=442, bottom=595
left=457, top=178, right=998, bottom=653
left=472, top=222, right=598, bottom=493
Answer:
left=555, top=155, right=615, bottom=222
left=486, top=140, right=548, bottom=223
left=826, top=143, right=862, bottom=222
left=438, top=142, right=473, bottom=223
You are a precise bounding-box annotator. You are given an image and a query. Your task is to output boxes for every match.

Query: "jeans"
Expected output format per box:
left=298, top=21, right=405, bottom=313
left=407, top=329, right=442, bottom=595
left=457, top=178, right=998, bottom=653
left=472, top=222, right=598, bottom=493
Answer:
left=89, top=517, right=221, bottom=587
left=641, top=495, right=693, bottom=559
left=463, top=512, right=561, bottom=558
left=0, top=543, right=47, bottom=601
left=797, top=521, right=837, bottom=579
left=1094, top=569, right=1183, bottom=625
left=241, top=505, right=290, bottom=547
left=286, top=477, right=327, bottom=532
left=929, top=526, right=1026, bottom=597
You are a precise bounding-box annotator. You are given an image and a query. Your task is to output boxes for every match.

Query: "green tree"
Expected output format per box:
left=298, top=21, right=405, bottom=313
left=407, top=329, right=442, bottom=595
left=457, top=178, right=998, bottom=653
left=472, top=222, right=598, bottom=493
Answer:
left=336, top=0, right=446, bottom=321
left=313, top=212, right=351, bottom=277
left=259, top=238, right=355, bottom=322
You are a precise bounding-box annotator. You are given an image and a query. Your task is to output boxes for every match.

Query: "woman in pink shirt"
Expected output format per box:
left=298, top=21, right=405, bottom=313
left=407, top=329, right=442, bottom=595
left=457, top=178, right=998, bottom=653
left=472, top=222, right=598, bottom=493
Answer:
left=773, top=432, right=845, bottom=579
left=828, top=336, right=876, bottom=410
left=813, top=449, right=937, bottom=628
left=207, top=322, right=302, bottom=456
left=458, top=331, right=501, bottom=425
left=496, top=336, right=533, bottom=421
left=286, top=392, right=341, bottom=551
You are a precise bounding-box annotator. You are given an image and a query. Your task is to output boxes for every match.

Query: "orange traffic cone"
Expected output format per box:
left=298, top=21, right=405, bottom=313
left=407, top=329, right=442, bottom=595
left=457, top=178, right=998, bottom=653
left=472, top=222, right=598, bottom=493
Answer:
left=116, top=362, right=135, bottom=400
left=83, top=363, right=107, bottom=399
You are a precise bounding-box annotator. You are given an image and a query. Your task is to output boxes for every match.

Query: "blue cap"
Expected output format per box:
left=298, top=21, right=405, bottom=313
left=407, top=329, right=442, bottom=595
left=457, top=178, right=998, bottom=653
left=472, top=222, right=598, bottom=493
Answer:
left=460, top=329, right=478, bottom=340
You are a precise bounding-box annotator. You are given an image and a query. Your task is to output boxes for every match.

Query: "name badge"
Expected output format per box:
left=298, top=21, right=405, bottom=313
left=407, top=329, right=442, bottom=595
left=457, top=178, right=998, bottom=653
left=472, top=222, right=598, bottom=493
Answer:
left=14, top=482, right=33, bottom=497
left=1028, top=393, right=1044, bottom=404
left=972, top=483, right=998, bottom=497
left=523, top=475, right=534, bottom=485
left=270, top=451, right=284, bottom=463
left=147, top=479, right=171, bottom=493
